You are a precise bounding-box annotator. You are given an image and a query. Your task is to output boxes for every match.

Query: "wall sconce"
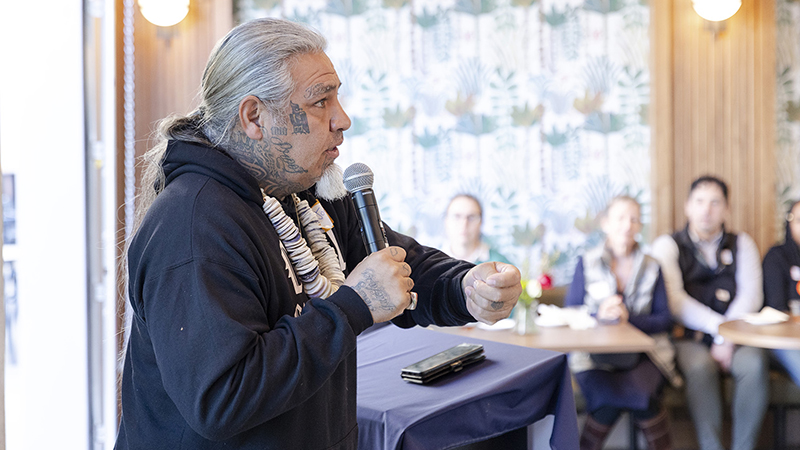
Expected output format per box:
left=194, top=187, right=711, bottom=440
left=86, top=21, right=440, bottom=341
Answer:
left=138, top=0, right=190, bottom=27
left=692, top=0, right=741, bottom=22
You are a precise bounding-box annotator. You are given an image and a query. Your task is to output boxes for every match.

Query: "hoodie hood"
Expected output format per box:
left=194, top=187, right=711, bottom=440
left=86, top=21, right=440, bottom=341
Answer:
left=162, top=140, right=263, bottom=206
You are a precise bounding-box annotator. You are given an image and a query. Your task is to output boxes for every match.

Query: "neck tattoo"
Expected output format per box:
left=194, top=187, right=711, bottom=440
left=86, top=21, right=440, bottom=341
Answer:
left=262, top=192, right=345, bottom=299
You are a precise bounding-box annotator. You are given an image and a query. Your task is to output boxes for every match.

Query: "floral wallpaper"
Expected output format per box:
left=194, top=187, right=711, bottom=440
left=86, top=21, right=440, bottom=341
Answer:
left=237, top=0, right=652, bottom=284
left=776, top=0, right=800, bottom=227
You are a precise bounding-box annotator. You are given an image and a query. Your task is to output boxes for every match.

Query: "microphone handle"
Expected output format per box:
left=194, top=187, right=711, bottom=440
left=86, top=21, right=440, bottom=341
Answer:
left=351, top=189, right=388, bottom=254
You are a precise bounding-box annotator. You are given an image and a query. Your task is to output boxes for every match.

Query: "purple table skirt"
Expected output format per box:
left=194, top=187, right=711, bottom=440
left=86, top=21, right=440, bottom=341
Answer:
left=356, top=324, right=579, bottom=450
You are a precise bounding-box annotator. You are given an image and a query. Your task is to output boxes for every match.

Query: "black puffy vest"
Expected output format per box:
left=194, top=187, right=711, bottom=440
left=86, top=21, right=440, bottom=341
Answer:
left=673, top=226, right=738, bottom=317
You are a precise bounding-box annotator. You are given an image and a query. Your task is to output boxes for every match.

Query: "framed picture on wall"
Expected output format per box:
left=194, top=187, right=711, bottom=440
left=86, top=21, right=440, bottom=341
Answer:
left=3, top=173, right=15, bottom=245
left=4, top=260, right=17, bottom=365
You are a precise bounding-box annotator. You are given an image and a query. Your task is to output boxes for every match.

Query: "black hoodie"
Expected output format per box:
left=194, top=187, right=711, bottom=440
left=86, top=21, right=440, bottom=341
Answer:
left=763, top=201, right=800, bottom=312
left=115, top=140, right=474, bottom=450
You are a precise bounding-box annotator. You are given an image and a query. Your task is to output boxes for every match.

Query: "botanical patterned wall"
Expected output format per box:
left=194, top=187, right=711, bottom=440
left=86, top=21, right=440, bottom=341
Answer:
left=237, top=0, right=652, bottom=284
left=776, top=0, right=800, bottom=227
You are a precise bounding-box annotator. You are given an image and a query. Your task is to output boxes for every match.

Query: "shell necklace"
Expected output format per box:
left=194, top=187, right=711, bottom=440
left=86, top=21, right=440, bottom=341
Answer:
left=262, top=192, right=345, bottom=299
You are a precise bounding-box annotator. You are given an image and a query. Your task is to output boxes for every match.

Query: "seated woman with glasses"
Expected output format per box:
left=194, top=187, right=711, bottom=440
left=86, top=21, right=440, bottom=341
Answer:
left=762, top=200, right=800, bottom=387
left=565, top=196, right=678, bottom=450
left=442, top=194, right=510, bottom=265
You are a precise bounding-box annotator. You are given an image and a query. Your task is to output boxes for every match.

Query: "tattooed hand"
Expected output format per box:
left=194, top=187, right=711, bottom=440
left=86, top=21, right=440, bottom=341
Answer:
left=344, top=246, right=414, bottom=323
left=462, top=262, right=521, bottom=325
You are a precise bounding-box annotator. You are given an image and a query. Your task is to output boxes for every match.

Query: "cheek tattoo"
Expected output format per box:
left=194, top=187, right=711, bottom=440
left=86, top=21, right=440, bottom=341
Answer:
left=270, top=136, right=307, bottom=174
left=289, top=102, right=310, bottom=134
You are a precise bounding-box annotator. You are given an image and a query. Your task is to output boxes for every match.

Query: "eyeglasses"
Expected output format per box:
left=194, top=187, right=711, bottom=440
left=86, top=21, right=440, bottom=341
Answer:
left=447, top=214, right=481, bottom=224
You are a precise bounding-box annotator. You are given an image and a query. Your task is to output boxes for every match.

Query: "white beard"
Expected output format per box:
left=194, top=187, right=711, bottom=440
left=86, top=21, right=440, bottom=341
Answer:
left=315, top=163, right=349, bottom=201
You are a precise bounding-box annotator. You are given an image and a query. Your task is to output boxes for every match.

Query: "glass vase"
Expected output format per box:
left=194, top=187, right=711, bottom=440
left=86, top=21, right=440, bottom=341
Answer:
left=514, top=301, right=539, bottom=335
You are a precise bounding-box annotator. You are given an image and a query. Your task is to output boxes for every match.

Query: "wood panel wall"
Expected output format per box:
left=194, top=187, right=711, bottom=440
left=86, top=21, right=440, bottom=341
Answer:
left=115, top=0, right=233, bottom=402
left=132, top=0, right=233, bottom=163
left=651, top=0, right=777, bottom=254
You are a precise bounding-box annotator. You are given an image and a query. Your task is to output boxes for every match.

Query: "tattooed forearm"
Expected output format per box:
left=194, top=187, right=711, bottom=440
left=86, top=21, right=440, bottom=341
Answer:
left=351, top=269, right=395, bottom=313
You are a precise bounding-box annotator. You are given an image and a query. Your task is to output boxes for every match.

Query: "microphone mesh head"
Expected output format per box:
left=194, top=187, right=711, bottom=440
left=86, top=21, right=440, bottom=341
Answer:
left=343, top=163, right=374, bottom=193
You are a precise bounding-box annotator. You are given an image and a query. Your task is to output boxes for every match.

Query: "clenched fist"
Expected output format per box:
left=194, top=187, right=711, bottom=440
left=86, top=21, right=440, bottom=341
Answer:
left=344, top=246, right=415, bottom=323
left=462, top=262, right=521, bottom=324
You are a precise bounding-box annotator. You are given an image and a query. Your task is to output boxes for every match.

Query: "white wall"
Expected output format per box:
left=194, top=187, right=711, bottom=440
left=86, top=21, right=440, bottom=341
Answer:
left=0, top=1, right=90, bottom=449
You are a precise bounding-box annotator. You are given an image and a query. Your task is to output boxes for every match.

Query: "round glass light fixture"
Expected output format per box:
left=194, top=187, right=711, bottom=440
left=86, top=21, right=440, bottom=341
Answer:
left=138, top=0, right=190, bottom=27
left=692, top=0, right=742, bottom=22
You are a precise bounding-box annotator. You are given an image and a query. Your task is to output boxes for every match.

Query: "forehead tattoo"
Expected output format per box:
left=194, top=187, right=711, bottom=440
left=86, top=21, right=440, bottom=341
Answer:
left=304, top=82, right=337, bottom=99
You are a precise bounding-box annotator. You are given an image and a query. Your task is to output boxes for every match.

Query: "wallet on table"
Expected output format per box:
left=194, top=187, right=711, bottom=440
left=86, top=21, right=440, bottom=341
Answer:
left=400, top=343, right=485, bottom=384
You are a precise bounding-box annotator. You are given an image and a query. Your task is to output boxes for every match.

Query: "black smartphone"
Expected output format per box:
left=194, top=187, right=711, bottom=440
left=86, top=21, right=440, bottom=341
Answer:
left=401, top=343, right=485, bottom=384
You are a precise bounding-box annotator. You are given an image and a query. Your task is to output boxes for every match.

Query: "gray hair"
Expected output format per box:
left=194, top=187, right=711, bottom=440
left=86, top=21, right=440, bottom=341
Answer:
left=135, top=18, right=327, bottom=231
left=120, top=19, right=327, bottom=364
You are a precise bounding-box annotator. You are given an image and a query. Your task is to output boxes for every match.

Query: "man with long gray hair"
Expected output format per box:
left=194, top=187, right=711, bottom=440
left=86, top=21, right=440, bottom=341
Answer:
left=115, top=18, right=521, bottom=450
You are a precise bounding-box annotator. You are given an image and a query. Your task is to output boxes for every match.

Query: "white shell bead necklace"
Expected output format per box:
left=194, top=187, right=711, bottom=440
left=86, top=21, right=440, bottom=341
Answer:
left=262, top=192, right=345, bottom=299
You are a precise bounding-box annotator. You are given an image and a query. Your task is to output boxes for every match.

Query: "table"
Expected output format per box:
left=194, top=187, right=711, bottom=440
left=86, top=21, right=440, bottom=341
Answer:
left=357, top=323, right=579, bottom=450
left=430, top=322, right=662, bottom=450
left=718, top=319, right=800, bottom=450
left=430, top=322, right=656, bottom=354
left=718, top=319, right=800, bottom=350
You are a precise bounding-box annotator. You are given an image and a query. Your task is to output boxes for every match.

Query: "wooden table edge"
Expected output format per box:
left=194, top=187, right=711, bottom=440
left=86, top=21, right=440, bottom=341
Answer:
left=428, top=323, right=657, bottom=354
left=718, top=319, right=800, bottom=350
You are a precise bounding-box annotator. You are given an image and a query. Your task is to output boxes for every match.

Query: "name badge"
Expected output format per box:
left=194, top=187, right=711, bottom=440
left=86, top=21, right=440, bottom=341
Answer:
left=715, top=289, right=731, bottom=302
left=311, top=200, right=335, bottom=232
left=720, top=249, right=733, bottom=266
left=791, top=265, right=800, bottom=281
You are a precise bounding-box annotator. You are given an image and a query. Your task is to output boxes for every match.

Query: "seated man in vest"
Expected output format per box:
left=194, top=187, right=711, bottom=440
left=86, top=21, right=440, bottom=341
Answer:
left=652, top=175, right=768, bottom=450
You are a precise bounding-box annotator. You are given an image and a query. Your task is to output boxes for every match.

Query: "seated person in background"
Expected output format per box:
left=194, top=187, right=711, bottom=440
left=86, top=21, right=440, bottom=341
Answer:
left=652, top=175, right=768, bottom=450
left=565, top=196, right=676, bottom=450
left=442, top=194, right=510, bottom=265
left=762, top=200, right=800, bottom=386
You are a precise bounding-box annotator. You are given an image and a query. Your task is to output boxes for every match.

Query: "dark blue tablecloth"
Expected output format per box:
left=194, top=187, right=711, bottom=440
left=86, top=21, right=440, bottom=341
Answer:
left=356, top=324, right=579, bottom=450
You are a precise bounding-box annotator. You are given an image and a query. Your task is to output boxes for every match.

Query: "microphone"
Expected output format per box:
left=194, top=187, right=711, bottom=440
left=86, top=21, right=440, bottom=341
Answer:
left=343, top=163, right=388, bottom=254
left=343, top=163, right=416, bottom=310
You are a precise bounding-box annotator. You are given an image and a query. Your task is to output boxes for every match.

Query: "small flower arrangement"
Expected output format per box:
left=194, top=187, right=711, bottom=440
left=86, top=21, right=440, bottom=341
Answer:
left=518, top=273, right=552, bottom=306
